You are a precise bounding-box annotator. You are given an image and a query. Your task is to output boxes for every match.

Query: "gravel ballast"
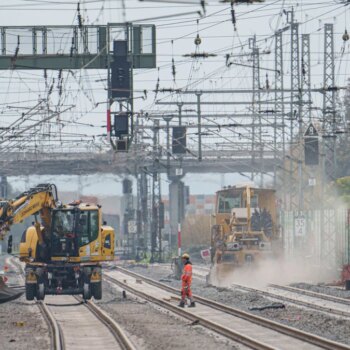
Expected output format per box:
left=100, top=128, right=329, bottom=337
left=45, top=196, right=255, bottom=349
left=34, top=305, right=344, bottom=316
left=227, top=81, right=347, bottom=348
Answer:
left=97, top=279, right=244, bottom=350
left=124, top=263, right=350, bottom=345
left=0, top=256, right=50, bottom=350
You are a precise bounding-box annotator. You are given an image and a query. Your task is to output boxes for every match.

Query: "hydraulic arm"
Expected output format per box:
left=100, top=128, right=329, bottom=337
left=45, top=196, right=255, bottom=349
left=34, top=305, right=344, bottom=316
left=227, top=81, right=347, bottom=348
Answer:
left=0, top=184, right=57, bottom=241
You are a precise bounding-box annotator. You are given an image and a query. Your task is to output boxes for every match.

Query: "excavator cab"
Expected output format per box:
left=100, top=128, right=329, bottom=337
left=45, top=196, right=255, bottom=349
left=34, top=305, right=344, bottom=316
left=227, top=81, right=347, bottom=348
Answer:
left=51, top=209, right=79, bottom=258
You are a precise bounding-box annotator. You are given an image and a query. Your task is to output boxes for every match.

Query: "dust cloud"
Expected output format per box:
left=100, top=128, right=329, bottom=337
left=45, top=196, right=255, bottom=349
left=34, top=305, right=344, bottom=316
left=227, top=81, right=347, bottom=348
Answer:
left=208, top=256, right=339, bottom=288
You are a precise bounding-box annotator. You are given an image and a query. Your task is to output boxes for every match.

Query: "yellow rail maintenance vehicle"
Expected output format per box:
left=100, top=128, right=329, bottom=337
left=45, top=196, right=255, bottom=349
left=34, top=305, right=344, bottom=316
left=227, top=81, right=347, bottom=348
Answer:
left=210, top=185, right=279, bottom=271
left=0, top=184, right=114, bottom=301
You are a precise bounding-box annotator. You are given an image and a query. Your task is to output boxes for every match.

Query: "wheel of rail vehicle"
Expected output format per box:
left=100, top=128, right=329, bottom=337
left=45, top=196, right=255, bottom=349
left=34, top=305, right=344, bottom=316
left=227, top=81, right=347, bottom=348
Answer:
left=91, top=282, right=102, bottom=300
left=25, top=283, right=36, bottom=301
left=36, top=282, right=45, bottom=301
left=83, top=282, right=92, bottom=300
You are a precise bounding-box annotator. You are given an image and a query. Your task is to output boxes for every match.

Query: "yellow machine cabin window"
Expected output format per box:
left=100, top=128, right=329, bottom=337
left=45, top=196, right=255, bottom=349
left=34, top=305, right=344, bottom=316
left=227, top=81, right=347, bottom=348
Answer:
left=251, top=195, right=258, bottom=208
left=218, top=193, right=241, bottom=213
left=78, top=210, right=99, bottom=247
left=51, top=209, right=99, bottom=256
left=243, top=194, right=259, bottom=208
left=51, top=210, right=77, bottom=257
left=103, top=233, right=111, bottom=249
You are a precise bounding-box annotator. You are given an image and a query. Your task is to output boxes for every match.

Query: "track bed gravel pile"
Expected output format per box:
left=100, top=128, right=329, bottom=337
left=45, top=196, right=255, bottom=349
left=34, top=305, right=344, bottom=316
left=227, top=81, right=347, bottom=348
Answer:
left=124, top=264, right=350, bottom=345
left=96, top=279, right=243, bottom=350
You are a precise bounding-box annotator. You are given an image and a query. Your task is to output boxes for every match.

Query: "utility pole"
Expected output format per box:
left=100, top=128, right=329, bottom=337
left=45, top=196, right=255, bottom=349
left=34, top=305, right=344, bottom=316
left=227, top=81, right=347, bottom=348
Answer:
left=301, top=33, right=313, bottom=211
left=177, top=103, right=183, bottom=126
left=250, top=35, right=261, bottom=184
left=196, top=93, right=202, bottom=161
left=301, top=34, right=312, bottom=124
left=275, top=29, right=285, bottom=198
left=163, top=116, right=173, bottom=175
left=323, top=23, right=337, bottom=182
left=150, top=119, right=162, bottom=263
left=288, top=8, right=301, bottom=211
left=321, top=23, right=337, bottom=267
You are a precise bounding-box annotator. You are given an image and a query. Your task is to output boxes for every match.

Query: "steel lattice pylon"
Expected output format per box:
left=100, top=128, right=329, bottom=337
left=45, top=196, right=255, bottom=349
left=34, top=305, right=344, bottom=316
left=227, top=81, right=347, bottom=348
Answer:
left=250, top=35, right=262, bottom=184
left=274, top=30, right=286, bottom=199
left=322, top=23, right=337, bottom=182
left=301, top=34, right=312, bottom=123
left=300, top=33, right=315, bottom=211
left=150, top=120, right=162, bottom=263
left=290, top=21, right=301, bottom=138
left=288, top=11, right=301, bottom=211
left=321, top=23, right=337, bottom=266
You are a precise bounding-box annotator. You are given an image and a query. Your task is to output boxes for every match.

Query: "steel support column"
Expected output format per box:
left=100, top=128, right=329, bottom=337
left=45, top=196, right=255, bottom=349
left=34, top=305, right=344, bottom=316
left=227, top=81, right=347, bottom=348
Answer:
left=251, top=35, right=261, bottom=183
left=301, top=34, right=313, bottom=210
left=322, top=23, right=337, bottom=182
left=150, top=120, right=161, bottom=263
left=321, top=23, right=337, bottom=266
left=288, top=9, right=301, bottom=211
left=275, top=30, right=285, bottom=198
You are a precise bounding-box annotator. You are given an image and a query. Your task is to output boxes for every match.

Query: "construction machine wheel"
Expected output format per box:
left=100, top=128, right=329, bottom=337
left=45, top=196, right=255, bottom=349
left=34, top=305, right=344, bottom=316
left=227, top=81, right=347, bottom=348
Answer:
left=36, top=282, right=45, bottom=301
left=91, top=282, right=102, bottom=300
left=83, top=282, right=92, bottom=300
left=25, top=283, right=36, bottom=301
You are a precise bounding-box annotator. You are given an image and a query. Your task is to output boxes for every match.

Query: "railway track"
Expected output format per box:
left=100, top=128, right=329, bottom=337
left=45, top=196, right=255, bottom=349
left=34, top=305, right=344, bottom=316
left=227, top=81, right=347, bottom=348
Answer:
left=105, top=266, right=350, bottom=350
left=232, top=283, right=350, bottom=318
left=269, top=284, right=350, bottom=305
left=40, top=295, right=135, bottom=350
left=8, top=257, right=134, bottom=350
left=157, top=262, right=350, bottom=318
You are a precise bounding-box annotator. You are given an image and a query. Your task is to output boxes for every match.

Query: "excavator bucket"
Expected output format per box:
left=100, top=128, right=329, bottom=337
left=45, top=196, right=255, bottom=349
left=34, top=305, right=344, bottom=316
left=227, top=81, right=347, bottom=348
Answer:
left=0, top=276, right=23, bottom=303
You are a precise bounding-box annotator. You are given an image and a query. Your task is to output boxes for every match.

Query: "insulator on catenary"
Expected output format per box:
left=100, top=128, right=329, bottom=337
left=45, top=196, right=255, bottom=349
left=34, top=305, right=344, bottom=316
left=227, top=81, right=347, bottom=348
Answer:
left=194, top=34, right=202, bottom=46
left=172, top=58, right=176, bottom=82
left=77, top=2, right=83, bottom=29
left=265, top=74, right=270, bottom=90
left=231, top=9, right=237, bottom=31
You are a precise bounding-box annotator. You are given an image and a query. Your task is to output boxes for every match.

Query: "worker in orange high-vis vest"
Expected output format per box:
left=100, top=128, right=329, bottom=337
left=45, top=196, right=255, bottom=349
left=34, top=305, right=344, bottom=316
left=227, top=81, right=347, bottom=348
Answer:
left=178, top=253, right=196, bottom=307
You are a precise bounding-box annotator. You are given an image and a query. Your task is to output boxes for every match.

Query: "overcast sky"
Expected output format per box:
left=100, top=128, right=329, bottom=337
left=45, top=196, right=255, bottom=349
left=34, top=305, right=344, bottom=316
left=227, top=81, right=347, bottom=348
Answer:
left=1, top=0, right=350, bottom=196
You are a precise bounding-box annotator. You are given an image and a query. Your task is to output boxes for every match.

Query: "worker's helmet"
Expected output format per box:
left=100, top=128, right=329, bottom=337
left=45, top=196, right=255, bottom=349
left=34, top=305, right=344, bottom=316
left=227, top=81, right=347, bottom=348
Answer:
left=181, top=253, right=190, bottom=259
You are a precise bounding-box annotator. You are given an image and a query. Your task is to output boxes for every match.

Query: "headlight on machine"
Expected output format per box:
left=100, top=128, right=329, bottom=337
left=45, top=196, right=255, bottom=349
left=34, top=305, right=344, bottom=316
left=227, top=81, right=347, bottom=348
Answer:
left=259, top=242, right=271, bottom=250
left=226, top=242, right=241, bottom=251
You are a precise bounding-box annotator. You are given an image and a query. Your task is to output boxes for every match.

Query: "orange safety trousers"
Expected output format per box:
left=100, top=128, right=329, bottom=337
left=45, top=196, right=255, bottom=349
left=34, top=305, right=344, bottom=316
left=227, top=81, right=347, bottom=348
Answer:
left=181, top=263, right=193, bottom=300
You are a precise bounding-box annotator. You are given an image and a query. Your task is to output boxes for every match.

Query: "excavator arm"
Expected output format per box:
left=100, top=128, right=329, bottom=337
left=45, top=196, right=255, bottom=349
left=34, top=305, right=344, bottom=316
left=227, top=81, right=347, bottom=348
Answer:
left=0, top=184, right=58, bottom=303
left=0, top=184, right=58, bottom=241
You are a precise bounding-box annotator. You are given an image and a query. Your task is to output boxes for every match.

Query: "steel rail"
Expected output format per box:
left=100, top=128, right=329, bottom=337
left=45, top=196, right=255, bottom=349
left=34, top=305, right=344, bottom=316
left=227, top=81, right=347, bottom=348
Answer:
left=9, top=258, right=64, bottom=350
left=110, top=266, right=350, bottom=350
left=232, top=284, right=350, bottom=318
left=268, top=284, right=350, bottom=305
left=104, top=274, right=274, bottom=350
left=9, top=257, right=133, bottom=350
left=37, top=301, right=65, bottom=350
left=75, top=296, right=136, bottom=350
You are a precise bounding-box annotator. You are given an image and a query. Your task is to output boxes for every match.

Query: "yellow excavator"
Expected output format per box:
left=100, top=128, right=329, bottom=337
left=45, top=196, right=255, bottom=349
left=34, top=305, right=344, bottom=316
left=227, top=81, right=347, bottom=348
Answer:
left=0, top=184, right=114, bottom=301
